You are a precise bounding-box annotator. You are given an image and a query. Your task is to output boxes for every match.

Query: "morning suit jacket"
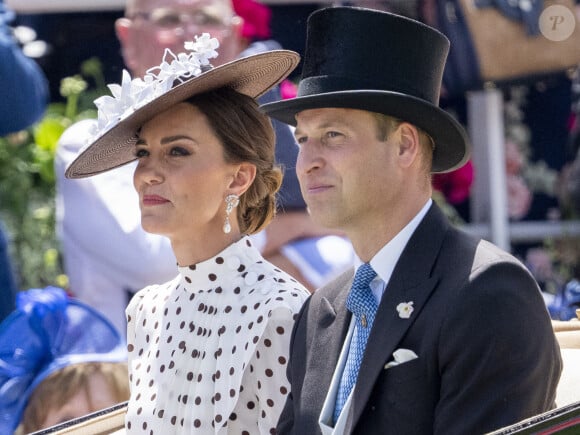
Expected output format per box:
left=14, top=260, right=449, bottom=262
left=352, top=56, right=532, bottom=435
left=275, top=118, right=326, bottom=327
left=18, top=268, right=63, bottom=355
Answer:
left=277, top=203, right=562, bottom=435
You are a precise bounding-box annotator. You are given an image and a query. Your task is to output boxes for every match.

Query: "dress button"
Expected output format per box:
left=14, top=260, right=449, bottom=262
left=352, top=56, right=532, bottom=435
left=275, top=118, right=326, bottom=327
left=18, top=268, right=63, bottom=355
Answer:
left=226, top=256, right=241, bottom=270
left=244, top=271, right=258, bottom=285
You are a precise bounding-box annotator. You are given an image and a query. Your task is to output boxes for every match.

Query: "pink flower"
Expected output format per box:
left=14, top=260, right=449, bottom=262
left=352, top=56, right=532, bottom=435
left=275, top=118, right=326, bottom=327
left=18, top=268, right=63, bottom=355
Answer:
left=232, top=0, right=272, bottom=40
left=432, top=159, right=474, bottom=204
left=280, top=80, right=297, bottom=100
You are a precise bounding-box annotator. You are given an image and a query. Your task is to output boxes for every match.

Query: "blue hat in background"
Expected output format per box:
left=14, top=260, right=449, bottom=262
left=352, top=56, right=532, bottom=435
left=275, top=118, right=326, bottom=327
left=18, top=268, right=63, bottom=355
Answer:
left=0, top=287, right=127, bottom=434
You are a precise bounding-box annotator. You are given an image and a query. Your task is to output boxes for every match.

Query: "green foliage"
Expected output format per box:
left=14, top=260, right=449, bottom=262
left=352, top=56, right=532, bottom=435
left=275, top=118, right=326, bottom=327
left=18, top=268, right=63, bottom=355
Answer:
left=0, top=58, right=106, bottom=290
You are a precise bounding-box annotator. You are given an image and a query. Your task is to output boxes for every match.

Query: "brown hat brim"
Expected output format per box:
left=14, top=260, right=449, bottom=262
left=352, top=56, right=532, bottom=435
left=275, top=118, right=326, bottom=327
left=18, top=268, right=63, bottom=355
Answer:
left=65, top=50, right=300, bottom=179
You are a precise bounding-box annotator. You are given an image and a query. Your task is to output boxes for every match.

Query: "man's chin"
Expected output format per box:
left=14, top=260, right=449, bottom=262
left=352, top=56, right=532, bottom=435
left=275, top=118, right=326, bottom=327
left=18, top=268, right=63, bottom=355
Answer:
left=307, top=209, right=342, bottom=231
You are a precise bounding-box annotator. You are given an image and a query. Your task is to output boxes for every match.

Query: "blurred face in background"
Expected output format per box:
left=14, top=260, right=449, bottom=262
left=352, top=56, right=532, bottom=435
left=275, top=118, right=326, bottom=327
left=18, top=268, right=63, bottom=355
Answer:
left=19, top=362, right=130, bottom=434
left=117, top=0, right=244, bottom=77
left=40, top=371, right=120, bottom=429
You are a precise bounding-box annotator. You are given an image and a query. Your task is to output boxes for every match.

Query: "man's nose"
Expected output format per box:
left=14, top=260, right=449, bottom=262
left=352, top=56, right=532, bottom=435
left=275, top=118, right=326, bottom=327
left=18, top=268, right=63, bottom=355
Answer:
left=297, top=144, right=323, bottom=176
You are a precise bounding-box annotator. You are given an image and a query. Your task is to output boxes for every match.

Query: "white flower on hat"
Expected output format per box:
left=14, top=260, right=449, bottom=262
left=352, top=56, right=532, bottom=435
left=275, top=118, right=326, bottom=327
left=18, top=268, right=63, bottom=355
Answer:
left=91, top=33, right=219, bottom=139
left=396, top=301, right=414, bottom=319
left=94, top=71, right=151, bottom=133
left=185, top=33, right=219, bottom=64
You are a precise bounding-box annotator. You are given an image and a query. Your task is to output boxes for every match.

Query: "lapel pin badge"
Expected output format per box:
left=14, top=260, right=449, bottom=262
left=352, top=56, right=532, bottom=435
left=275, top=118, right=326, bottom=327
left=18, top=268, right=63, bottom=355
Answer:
left=396, top=301, right=414, bottom=319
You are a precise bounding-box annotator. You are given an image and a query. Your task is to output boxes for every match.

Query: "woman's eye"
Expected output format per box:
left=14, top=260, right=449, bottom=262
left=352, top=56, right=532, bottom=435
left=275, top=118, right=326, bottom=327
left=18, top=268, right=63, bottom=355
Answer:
left=169, top=146, right=190, bottom=156
left=134, top=148, right=148, bottom=158
left=295, top=136, right=307, bottom=145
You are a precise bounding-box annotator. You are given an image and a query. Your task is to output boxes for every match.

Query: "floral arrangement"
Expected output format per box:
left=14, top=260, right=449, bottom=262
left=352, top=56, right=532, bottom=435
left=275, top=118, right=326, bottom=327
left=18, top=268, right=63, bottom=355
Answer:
left=0, top=58, right=107, bottom=290
left=503, top=85, right=559, bottom=220
left=505, top=84, right=580, bottom=318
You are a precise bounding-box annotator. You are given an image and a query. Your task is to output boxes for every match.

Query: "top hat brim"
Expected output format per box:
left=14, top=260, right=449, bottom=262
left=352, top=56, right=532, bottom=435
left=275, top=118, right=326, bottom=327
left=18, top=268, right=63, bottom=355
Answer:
left=261, top=90, right=470, bottom=174
left=65, top=50, right=300, bottom=179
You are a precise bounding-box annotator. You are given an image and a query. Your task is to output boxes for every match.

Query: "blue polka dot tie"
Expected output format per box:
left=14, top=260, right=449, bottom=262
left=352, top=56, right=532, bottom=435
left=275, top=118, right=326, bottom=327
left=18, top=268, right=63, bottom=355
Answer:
left=333, top=263, right=378, bottom=423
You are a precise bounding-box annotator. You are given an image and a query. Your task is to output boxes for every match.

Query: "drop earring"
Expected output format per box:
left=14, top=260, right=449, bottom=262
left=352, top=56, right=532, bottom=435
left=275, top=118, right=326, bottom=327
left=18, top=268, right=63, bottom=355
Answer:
left=223, top=194, right=240, bottom=234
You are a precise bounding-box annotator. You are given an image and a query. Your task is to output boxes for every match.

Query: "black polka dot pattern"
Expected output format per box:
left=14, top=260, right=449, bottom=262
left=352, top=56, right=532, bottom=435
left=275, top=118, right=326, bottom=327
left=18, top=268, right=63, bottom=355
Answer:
left=125, top=237, right=309, bottom=433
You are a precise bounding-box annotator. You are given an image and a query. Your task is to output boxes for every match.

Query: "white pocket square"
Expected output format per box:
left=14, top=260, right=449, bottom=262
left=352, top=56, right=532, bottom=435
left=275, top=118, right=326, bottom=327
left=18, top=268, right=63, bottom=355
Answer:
left=384, top=348, right=418, bottom=369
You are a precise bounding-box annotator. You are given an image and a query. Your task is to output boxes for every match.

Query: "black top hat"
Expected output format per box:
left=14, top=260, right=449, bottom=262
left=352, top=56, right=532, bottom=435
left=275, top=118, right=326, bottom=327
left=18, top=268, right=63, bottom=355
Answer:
left=260, top=7, right=470, bottom=173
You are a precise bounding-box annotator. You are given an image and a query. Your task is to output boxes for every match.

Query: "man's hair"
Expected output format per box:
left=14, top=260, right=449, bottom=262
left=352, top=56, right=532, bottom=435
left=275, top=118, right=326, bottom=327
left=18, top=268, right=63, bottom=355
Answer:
left=18, top=362, right=129, bottom=434
left=187, top=87, right=283, bottom=235
left=372, top=112, right=434, bottom=176
left=125, top=0, right=234, bottom=19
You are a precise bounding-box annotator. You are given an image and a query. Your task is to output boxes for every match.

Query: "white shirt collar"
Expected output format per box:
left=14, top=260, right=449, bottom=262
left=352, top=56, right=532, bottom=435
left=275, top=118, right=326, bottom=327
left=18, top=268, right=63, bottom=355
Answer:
left=354, top=199, right=432, bottom=304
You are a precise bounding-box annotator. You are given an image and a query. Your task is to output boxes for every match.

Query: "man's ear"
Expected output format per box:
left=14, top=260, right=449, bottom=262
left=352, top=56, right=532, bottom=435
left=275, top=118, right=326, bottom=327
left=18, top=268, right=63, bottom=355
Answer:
left=397, top=123, right=421, bottom=169
left=228, top=15, right=247, bottom=53
left=231, top=15, right=244, bottom=38
left=115, top=18, right=138, bottom=73
left=228, top=162, right=257, bottom=196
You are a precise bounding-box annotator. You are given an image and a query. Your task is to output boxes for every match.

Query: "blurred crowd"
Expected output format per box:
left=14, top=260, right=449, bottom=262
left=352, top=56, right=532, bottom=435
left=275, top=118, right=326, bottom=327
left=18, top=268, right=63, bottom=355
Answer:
left=0, top=1, right=579, bottom=318
left=0, top=0, right=579, bottom=320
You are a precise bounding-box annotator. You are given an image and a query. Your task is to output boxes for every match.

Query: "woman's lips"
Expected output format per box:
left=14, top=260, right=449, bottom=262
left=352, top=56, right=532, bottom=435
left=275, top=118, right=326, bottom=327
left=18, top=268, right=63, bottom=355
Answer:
left=142, top=194, right=170, bottom=206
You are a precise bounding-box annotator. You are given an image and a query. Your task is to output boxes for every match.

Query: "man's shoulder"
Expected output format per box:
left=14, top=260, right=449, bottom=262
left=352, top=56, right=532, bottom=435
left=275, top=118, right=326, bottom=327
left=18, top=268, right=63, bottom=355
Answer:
left=473, top=237, right=523, bottom=265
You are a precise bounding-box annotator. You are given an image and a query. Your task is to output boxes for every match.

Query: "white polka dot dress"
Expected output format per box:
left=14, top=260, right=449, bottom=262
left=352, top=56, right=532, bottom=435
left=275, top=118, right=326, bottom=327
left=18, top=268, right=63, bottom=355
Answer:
left=125, top=237, right=309, bottom=434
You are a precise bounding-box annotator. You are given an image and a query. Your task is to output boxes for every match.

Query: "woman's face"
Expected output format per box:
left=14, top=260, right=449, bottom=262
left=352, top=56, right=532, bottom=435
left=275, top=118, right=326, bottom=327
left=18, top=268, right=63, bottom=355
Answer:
left=133, top=102, right=240, bottom=241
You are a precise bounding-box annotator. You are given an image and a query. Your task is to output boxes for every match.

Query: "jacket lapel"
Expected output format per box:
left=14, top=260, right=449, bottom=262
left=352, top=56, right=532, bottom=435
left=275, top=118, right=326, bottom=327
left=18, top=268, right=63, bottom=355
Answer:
left=302, top=269, right=355, bottom=410
left=346, top=204, right=450, bottom=431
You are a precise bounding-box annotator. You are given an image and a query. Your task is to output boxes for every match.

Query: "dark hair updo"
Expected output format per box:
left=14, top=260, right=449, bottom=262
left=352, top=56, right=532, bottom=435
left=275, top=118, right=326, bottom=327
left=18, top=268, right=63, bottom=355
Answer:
left=187, top=87, right=283, bottom=234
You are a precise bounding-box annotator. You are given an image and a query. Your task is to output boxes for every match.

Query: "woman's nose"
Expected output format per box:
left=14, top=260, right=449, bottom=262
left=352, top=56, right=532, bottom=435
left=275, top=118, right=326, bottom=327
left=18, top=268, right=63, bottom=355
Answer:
left=135, top=160, right=163, bottom=185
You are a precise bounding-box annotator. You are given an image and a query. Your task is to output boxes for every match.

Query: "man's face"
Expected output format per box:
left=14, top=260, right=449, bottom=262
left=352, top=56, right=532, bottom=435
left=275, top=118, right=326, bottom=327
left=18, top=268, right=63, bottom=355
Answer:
left=294, top=108, right=406, bottom=234
left=117, top=0, right=243, bottom=77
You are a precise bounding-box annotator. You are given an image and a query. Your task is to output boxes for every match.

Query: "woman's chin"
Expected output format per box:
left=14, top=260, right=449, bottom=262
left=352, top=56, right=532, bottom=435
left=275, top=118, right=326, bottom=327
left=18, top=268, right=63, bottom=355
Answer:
left=141, top=218, right=170, bottom=236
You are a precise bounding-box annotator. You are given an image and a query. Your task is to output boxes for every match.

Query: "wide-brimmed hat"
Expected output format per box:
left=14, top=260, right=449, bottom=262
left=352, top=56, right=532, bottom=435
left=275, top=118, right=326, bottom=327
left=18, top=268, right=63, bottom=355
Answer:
left=65, top=34, right=300, bottom=178
left=260, top=7, right=470, bottom=173
left=0, top=287, right=126, bottom=434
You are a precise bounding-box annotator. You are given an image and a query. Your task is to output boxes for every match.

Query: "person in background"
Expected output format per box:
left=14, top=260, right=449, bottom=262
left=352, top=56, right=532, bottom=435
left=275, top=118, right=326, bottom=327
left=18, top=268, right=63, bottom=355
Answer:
left=65, top=35, right=309, bottom=433
left=17, top=361, right=129, bottom=434
left=262, top=7, right=562, bottom=434
left=0, top=286, right=129, bottom=434
left=0, top=0, right=49, bottom=323
left=0, top=0, right=47, bottom=136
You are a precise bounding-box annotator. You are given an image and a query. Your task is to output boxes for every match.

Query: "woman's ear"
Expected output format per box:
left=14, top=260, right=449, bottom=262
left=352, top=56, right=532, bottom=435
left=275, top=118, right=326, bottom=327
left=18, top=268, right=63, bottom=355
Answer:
left=397, top=123, right=421, bottom=169
left=228, top=162, right=257, bottom=195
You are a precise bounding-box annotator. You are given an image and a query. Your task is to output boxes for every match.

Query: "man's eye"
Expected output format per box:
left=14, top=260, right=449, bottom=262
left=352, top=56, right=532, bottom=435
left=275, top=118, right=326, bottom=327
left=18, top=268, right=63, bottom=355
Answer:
left=196, top=13, right=222, bottom=26
left=154, top=12, right=182, bottom=27
left=295, top=136, right=307, bottom=144
left=326, top=131, right=342, bottom=138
